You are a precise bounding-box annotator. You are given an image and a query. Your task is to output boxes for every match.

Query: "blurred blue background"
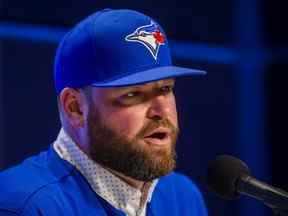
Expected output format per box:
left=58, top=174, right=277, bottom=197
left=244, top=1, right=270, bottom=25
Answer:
left=0, top=1, right=287, bottom=216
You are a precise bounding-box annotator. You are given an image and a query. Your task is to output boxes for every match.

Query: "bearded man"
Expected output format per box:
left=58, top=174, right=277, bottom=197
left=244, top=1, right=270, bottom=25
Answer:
left=0, top=9, right=208, bottom=216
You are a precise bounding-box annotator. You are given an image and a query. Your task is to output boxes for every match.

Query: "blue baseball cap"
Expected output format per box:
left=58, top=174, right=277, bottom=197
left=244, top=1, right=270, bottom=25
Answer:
left=54, top=9, right=206, bottom=94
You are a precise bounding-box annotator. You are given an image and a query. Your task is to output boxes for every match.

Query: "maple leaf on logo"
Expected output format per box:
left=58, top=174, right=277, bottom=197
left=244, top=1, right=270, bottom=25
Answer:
left=153, top=30, right=165, bottom=44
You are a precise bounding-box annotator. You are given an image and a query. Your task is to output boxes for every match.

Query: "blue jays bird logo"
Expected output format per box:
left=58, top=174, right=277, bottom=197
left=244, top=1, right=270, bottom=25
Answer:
left=125, top=21, right=165, bottom=60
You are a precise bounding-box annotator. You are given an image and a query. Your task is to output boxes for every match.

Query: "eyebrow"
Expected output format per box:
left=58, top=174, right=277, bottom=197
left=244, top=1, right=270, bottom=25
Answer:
left=107, top=79, right=175, bottom=96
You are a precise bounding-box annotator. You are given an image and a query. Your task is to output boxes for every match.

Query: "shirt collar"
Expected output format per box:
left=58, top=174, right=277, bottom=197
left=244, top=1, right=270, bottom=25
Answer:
left=53, top=128, right=158, bottom=216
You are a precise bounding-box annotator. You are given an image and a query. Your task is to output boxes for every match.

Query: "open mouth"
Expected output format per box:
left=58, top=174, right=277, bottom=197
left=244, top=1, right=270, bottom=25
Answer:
left=145, top=132, right=167, bottom=140
left=143, top=129, right=170, bottom=146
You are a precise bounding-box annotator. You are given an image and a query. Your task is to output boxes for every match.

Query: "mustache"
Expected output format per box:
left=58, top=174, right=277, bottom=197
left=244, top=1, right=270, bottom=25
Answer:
left=136, top=118, right=178, bottom=139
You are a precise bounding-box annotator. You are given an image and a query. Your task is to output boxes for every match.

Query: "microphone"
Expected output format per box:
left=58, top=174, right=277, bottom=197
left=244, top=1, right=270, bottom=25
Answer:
left=207, top=155, right=288, bottom=214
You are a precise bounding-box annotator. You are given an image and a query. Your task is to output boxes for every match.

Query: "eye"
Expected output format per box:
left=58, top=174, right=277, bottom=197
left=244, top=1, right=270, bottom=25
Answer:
left=160, top=85, right=174, bottom=95
left=124, top=91, right=140, bottom=98
left=115, top=91, right=144, bottom=106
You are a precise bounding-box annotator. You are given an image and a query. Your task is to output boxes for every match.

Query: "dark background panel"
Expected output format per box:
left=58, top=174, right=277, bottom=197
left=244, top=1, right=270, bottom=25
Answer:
left=264, top=0, right=288, bottom=46
left=266, top=63, right=288, bottom=191
left=2, top=39, right=60, bottom=168
left=174, top=61, right=236, bottom=181
left=175, top=62, right=238, bottom=216
left=0, top=41, right=4, bottom=169
left=1, top=0, right=233, bottom=44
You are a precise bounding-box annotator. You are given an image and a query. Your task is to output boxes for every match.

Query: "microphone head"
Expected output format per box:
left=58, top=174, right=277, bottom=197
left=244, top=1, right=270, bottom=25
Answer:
left=207, top=155, right=250, bottom=200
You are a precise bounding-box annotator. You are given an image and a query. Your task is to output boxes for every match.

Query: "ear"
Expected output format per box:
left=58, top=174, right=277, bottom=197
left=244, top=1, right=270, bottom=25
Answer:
left=59, top=87, right=87, bottom=128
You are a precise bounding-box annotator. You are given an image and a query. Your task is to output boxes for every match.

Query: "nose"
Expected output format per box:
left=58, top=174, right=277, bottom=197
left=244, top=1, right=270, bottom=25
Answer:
left=146, top=95, right=170, bottom=120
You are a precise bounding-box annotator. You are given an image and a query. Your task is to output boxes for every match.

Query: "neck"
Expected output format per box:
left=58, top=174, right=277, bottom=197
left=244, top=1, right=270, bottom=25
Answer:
left=105, top=167, right=145, bottom=189
left=107, top=167, right=153, bottom=208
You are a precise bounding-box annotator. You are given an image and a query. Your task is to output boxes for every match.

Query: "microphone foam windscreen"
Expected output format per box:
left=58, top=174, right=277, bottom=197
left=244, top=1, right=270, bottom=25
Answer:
left=207, top=155, right=250, bottom=200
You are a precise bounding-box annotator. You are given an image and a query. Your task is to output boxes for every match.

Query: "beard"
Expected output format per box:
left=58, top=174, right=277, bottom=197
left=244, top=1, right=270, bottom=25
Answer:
left=86, top=104, right=179, bottom=182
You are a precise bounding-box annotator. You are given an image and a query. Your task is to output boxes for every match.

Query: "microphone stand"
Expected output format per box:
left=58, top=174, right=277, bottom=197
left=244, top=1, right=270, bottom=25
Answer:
left=265, top=201, right=288, bottom=216
left=272, top=208, right=288, bottom=216
left=238, top=176, right=288, bottom=216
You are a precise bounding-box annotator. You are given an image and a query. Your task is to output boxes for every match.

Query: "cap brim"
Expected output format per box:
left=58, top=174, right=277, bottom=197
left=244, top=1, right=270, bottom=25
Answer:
left=91, top=66, right=206, bottom=87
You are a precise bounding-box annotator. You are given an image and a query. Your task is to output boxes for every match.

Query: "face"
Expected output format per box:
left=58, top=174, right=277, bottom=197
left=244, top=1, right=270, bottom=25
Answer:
left=83, top=79, right=179, bottom=181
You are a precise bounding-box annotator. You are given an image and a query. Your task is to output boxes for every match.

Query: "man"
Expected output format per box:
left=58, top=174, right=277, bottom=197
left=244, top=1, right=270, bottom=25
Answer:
left=0, top=9, right=208, bottom=216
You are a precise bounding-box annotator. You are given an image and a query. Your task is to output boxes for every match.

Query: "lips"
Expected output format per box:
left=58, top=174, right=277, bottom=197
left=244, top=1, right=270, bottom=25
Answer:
left=143, top=127, right=171, bottom=146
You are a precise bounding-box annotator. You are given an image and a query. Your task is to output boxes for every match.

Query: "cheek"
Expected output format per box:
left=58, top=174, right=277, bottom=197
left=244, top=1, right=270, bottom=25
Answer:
left=171, top=102, right=178, bottom=121
left=96, top=95, right=179, bottom=139
left=168, top=97, right=178, bottom=128
left=99, top=107, right=146, bottom=140
left=159, top=93, right=178, bottom=126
